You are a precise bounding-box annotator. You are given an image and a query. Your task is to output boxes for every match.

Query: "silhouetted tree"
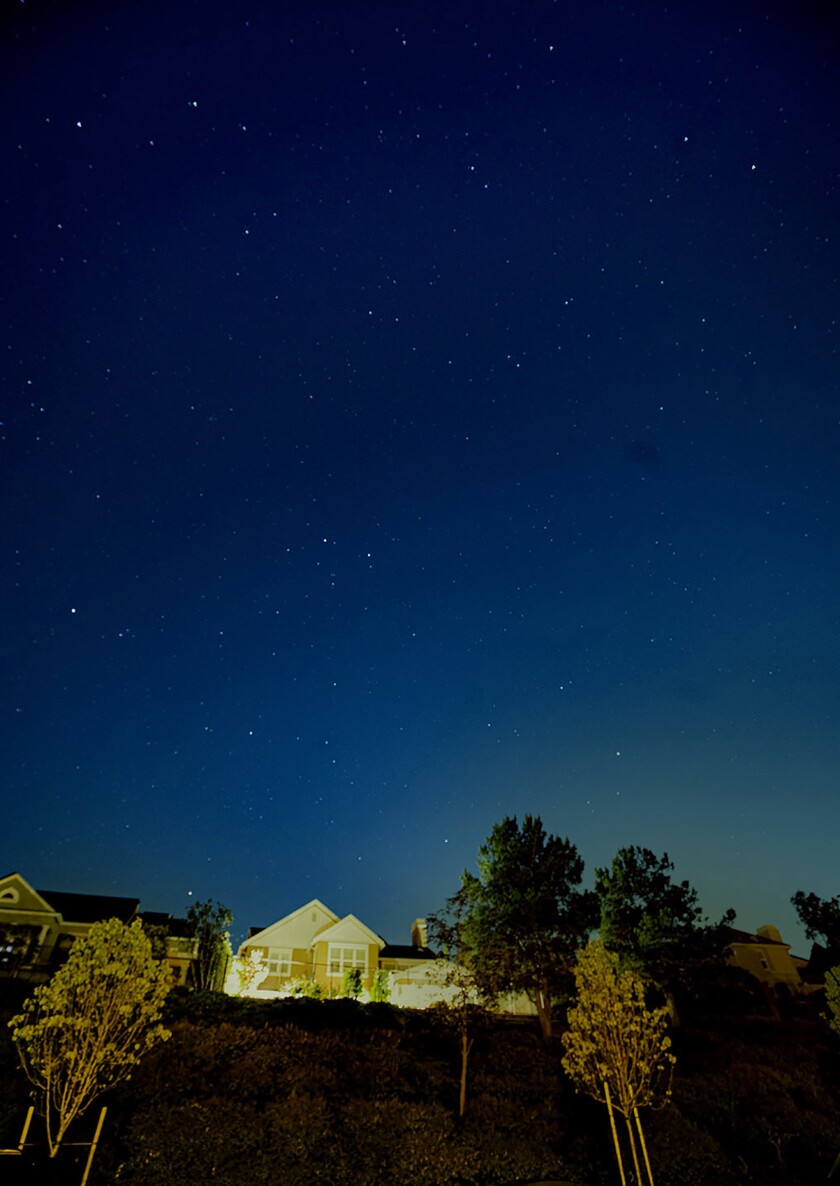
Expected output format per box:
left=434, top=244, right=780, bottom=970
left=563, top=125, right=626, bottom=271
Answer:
left=186, top=899, right=233, bottom=993
left=595, top=846, right=734, bottom=1023
left=446, top=814, right=598, bottom=1039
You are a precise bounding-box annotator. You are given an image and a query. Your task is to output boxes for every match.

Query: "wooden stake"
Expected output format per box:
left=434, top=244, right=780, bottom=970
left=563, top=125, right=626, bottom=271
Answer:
left=79, top=1107, right=107, bottom=1186
left=603, top=1080, right=627, bottom=1186
left=634, top=1106, right=655, bottom=1186
left=624, top=1111, right=643, bottom=1185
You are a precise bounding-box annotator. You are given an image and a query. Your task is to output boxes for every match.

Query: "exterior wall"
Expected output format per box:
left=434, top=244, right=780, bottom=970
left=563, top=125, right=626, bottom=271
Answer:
left=728, top=938, right=803, bottom=993
left=164, top=935, right=200, bottom=986
left=310, top=938, right=381, bottom=991
left=240, top=942, right=313, bottom=992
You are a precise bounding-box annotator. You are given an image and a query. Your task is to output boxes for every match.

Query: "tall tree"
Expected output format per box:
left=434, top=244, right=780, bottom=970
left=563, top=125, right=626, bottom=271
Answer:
left=595, top=846, right=733, bottom=1022
left=186, top=899, right=233, bottom=992
left=8, top=918, right=171, bottom=1157
left=562, top=940, right=674, bottom=1186
left=450, top=814, right=598, bottom=1039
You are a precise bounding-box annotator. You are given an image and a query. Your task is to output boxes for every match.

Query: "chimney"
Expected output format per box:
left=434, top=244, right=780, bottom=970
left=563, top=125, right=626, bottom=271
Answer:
left=411, top=918, right=427, bottom=948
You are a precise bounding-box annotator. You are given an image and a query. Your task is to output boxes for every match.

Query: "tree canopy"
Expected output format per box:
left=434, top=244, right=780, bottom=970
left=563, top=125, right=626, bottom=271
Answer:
left=8, top=917, right=171, bottom=1157
left=791, top=890, right=840, bottom=961
left=446, top=814, right=598, bottom=1038
left=595, top=846, right=733, bottom=1017
left=187, top=899, right=233, bottom=992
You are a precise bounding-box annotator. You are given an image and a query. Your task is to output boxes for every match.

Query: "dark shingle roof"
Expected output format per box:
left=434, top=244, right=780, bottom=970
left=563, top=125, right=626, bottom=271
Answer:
left=38, top=889, right=139, bottom=924
left=379, top=944, right=437, bottom=961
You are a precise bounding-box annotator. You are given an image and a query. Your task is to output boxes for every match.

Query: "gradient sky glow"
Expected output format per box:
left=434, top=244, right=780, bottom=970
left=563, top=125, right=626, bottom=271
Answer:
left=2, top=0, right=838, bottom=950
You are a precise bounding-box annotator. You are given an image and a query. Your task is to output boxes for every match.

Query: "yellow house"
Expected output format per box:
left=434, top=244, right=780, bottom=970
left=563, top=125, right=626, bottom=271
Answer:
left=235, top=899, right=436, bottom=998
left=726, top=924, right=804, bottom=996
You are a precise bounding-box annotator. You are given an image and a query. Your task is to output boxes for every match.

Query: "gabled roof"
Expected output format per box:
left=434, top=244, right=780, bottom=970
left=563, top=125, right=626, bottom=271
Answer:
left=0, top=872, right=56, bottom=913
left=314, top=913, right=385, bottom=949
left=241, top=899, right=340, bottom=953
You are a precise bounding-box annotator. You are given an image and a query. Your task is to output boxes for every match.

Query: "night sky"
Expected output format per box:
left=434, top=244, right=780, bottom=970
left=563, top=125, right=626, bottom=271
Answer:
left=2, top=0, right=837, bottom=952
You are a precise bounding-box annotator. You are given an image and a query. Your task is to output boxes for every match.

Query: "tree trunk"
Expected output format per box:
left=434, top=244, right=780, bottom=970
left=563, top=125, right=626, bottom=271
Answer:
left=532, top=981, right=553, bottom=1039
left=664, top=986, right=681, bottom=1029
left=459, top=1030, right=473, bottom=1117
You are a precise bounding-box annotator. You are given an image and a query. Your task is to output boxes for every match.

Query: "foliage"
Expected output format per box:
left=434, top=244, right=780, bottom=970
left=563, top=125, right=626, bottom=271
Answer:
left=288, top=976, right=322, bottom=999
left=562, top=940, right=675, bottom=1116
left=105, top=1013, right=574, bottom=1186
left=448, top=814, right=598, bottom=1038
left=55, top=994, right=840, bottom=1186
left=341, top=967, right=363, bottom=998
left=8, top=918, right=171, bottom=1157
left=827, top=967, right=840, bottom=1038
left=229, top=948, right=268, bottom=996
left=369, top=968, right=391, bottom=1003
left=186, top=899, right=233, bottom=992
left=595, top=846, right=733, bottom=1018
left=791, top=890, right=840, bottom=960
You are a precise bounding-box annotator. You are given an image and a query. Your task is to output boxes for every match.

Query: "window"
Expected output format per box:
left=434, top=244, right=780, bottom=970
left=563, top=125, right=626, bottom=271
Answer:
left=328, top=944, right=367, bottom=978
left=0, top=887, right=19, bottom=904
left=267, top=947, right=292, bottom=977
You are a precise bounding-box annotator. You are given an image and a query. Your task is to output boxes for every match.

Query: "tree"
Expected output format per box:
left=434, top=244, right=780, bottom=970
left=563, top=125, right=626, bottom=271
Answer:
left=428, top=896, right=493, bottom=1116
left=8, top=917, right=171, bottom=1158
left=186, top=899, right=233, bottom=992
left=341, top=967, right=363, bottom=998
left=562, top=940, right=675, bottom=1186
left=791, top=890, right=840, bottom=961
left=450, top=814, right=598, bottom=1039
left=595, top=846, right=734, bottom=1023
left=369, top=969, right=391, bottom=1003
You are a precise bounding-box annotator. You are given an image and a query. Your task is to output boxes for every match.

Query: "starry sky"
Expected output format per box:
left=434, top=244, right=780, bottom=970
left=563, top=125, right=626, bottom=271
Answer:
left=2, top=0, right=837, bottom=952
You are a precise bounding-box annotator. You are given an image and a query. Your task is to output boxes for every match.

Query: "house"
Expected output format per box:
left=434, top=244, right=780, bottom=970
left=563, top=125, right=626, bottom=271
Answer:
left=725, top=923, right=806, bottom=997
left=0, top=871, right=196, bottom=985
left=232, top=899, right=438, bottom=1000
left=138, top=910, right=200, bottom=986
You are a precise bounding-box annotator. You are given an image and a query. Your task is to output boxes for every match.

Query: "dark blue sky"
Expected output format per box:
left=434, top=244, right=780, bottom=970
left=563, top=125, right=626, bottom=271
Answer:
left=2, top=0, right=837, bottom=950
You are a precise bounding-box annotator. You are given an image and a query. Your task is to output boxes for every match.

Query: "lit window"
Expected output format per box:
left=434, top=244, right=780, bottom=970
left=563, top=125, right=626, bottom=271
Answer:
left=267, top=948, right=291, bottom=976
left=328, top=944, right=367, bottom=977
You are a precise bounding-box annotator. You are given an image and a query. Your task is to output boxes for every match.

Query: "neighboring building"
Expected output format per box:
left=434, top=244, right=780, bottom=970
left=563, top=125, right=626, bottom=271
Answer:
left=232, top=898, right=438, bottom=1001
left=0, top=871, right=196, bottom=985
left=725, top=924, right=807, bottom=996
left=138, top=910, right=200, bottom=986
